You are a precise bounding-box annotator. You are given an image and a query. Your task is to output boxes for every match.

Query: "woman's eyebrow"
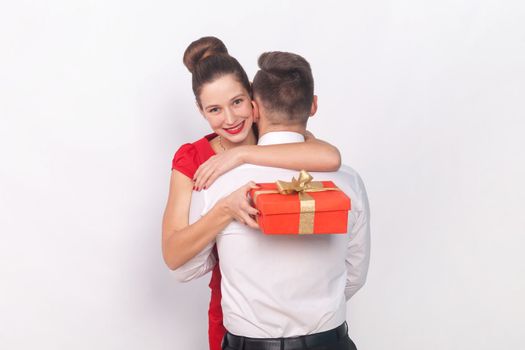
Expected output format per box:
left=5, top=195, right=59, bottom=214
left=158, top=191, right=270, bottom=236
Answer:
left=204, top=93, right=246, bottom=109
left=204, top=103, right=219, bottom=110
left=229, top=93, right=246, bottom=101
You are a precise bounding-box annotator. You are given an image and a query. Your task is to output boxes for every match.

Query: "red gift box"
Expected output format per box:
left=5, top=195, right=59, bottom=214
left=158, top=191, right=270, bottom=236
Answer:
left=249, top=171, right=351, bottom=235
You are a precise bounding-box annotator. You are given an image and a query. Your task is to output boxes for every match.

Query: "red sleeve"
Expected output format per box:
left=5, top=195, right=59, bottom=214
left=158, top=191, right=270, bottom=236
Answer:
left=171, top=143, right=199, bottom=179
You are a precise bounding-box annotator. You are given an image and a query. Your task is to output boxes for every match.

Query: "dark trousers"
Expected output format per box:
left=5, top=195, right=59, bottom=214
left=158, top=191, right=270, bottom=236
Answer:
left=221, top=323, right=358, bottom=350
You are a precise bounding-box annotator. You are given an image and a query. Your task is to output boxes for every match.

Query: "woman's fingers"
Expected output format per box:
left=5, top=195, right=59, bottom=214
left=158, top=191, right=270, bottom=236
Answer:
left=193, top=163, right=207, bottom=190
left=196, top=168, right=213, bottom=190
left=241, top=181, right=258, bottom=193
left=196, top=159, right=259, bottom=192
left=246, top=205, right=259, bottom=217
left=242, top=213, right=259, bottom=229
left=232, top=210, right=258, bottom=229
left=239, top=194, right=259, bottom=228
left=195, top=155, right=229, bottom=191
left=201, top=159, right=233, bottom=190
left=235, top=203, right=258, bottom=227
left=225, top=183, right=259, bottom=227
left=194, top=157, right=212, bottom=182
left=239, top=195, right=258, bottom=214
left=194, top=159, right=216, bottom=190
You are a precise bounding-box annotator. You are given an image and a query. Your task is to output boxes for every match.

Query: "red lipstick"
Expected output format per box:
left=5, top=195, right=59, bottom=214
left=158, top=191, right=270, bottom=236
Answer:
left=223, top=121, right=245, bottom=135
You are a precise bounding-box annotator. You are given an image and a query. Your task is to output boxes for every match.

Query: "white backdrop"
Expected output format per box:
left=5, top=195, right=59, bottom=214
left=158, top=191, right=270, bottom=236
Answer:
left=1, top=1, right=524, bottom=349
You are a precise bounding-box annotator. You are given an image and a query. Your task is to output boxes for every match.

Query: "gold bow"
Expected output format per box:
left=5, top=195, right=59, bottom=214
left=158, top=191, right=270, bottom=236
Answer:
left=253, top=170, right=339, bottom=234
left=276, top=170, right=322, bottom=194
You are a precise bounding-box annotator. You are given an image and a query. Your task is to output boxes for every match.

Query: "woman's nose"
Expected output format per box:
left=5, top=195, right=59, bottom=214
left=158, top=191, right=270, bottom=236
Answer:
left=224, top=108, right=236, bottom=125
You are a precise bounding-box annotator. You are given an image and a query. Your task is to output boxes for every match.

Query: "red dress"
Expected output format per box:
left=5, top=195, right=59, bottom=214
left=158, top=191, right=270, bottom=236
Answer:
left=172, top=133, right=225, bottom=350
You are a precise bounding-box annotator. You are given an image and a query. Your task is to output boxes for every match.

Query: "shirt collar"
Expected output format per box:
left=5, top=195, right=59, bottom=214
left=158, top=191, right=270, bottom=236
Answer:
left=257, top=131, right=305, bottom=146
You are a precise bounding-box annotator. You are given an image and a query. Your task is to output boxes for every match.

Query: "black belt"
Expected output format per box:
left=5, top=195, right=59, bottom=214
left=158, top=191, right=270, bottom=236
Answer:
left=224, top=322, right=348, bottom=350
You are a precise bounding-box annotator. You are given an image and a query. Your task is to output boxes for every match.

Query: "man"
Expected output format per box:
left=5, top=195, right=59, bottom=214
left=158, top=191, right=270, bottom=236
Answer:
left=175, top=52, right=370, bottom=350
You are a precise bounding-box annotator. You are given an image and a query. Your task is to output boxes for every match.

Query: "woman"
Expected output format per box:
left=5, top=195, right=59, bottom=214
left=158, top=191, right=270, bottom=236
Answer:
left=162, top=36, right=341, bottom=350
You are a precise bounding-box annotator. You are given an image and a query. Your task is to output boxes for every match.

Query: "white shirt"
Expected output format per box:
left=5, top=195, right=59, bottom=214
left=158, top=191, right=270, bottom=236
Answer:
left=174, top=131, right=371, bottom=338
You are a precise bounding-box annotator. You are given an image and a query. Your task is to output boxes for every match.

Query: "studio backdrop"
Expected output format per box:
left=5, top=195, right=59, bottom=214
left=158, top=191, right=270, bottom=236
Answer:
left=1, top=1, right=524, bottom=349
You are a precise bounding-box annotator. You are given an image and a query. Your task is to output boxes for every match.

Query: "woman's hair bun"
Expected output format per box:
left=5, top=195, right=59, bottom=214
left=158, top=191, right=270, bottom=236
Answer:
left=183, top=36, right=229, bottom=74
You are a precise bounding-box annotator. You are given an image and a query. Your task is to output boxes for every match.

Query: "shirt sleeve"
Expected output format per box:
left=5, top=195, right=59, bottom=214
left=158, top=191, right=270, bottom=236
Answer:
left=345, top=174, right=371, bottom=301
left=172, top=241, right=217, bottom=282
left=171, top=143, right=199, bottom=179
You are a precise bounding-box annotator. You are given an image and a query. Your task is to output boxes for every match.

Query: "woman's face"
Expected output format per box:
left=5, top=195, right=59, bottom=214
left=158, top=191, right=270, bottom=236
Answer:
left=199, top=74, right=253, bottom=145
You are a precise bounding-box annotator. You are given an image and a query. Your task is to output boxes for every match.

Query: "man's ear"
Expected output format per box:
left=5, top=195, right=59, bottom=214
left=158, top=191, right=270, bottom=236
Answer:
left=252, top=99, right=260, bottom=122
left=309, top=95, right=318, bottom=117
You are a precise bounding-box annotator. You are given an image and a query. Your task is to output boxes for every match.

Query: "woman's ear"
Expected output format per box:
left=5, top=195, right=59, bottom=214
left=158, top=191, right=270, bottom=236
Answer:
left=309, top=95, right=318, bottom=117
left=251, top=100, right=260, bottom=123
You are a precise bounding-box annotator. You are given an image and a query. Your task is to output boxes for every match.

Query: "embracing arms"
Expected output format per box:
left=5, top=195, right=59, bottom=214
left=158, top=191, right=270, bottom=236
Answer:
left=164, top=132, right=342, bottom=272
left=161, top=170, right=258, bottom=271
left=193, top=131, right=341, bottom=190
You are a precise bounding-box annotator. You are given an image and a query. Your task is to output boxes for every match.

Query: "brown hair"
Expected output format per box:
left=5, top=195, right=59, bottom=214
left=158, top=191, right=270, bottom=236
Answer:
left=252, top=52, right=314, bottom=125
left=183, top=36, right=251, bottom=107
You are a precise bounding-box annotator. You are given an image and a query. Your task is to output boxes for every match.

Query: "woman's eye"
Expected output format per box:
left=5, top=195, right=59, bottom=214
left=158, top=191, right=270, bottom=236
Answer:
left=209, top=107, right=219, bottom=113
left=233, top=99, right=243, bottom=105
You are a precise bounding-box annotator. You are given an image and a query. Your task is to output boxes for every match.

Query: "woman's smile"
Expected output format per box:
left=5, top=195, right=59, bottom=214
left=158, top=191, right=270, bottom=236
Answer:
left=223, top=120, right=246, bottom=135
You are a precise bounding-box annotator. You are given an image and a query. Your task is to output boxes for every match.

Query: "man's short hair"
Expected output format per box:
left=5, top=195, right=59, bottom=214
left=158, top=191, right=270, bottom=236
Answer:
left=252, top=52, right=314, bottom=125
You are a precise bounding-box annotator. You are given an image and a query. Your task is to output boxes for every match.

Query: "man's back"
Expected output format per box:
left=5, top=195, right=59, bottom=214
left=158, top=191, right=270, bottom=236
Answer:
left=194, top=133, right=370, bottom=338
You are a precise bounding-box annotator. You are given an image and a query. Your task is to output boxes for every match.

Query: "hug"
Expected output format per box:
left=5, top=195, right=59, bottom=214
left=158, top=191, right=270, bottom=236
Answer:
left=162, top=36, right=370, bottom=350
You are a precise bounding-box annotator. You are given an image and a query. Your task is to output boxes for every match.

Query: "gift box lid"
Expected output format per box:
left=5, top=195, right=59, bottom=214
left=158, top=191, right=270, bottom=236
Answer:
left=250, top=181, right=351, bottom=215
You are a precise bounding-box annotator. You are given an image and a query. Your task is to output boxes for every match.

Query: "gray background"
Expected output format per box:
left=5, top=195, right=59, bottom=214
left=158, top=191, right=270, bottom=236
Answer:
left=1, top=0, right=524, bottom=349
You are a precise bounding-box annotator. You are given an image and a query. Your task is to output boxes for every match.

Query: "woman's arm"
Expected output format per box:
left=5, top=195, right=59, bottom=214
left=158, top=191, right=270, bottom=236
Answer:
left=162, top=170, right=258, bottom=270
left=193, top=131, right=341, bottom=190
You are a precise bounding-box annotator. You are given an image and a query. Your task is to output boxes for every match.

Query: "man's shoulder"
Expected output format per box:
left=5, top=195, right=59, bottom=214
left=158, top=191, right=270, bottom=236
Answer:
left=330, top=164, right=365, bottom=188
left=339, top=163, right=360, bottom=176
left=308, top=165, right=368, bottom=208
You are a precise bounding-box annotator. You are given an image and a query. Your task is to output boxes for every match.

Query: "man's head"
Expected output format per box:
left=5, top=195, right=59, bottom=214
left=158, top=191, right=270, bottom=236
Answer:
left=252, top=52, right=317, bottom=133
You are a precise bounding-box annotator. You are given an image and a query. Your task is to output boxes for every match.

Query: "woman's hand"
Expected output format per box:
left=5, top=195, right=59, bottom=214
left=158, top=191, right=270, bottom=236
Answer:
left=218, top=181, right=259, bottom=229
left=194, top=147, right=248, bottom=190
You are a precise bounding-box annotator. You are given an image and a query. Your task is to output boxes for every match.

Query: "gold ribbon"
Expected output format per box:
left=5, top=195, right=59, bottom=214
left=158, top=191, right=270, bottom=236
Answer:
left=252, top=170, right=340, bottom=234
